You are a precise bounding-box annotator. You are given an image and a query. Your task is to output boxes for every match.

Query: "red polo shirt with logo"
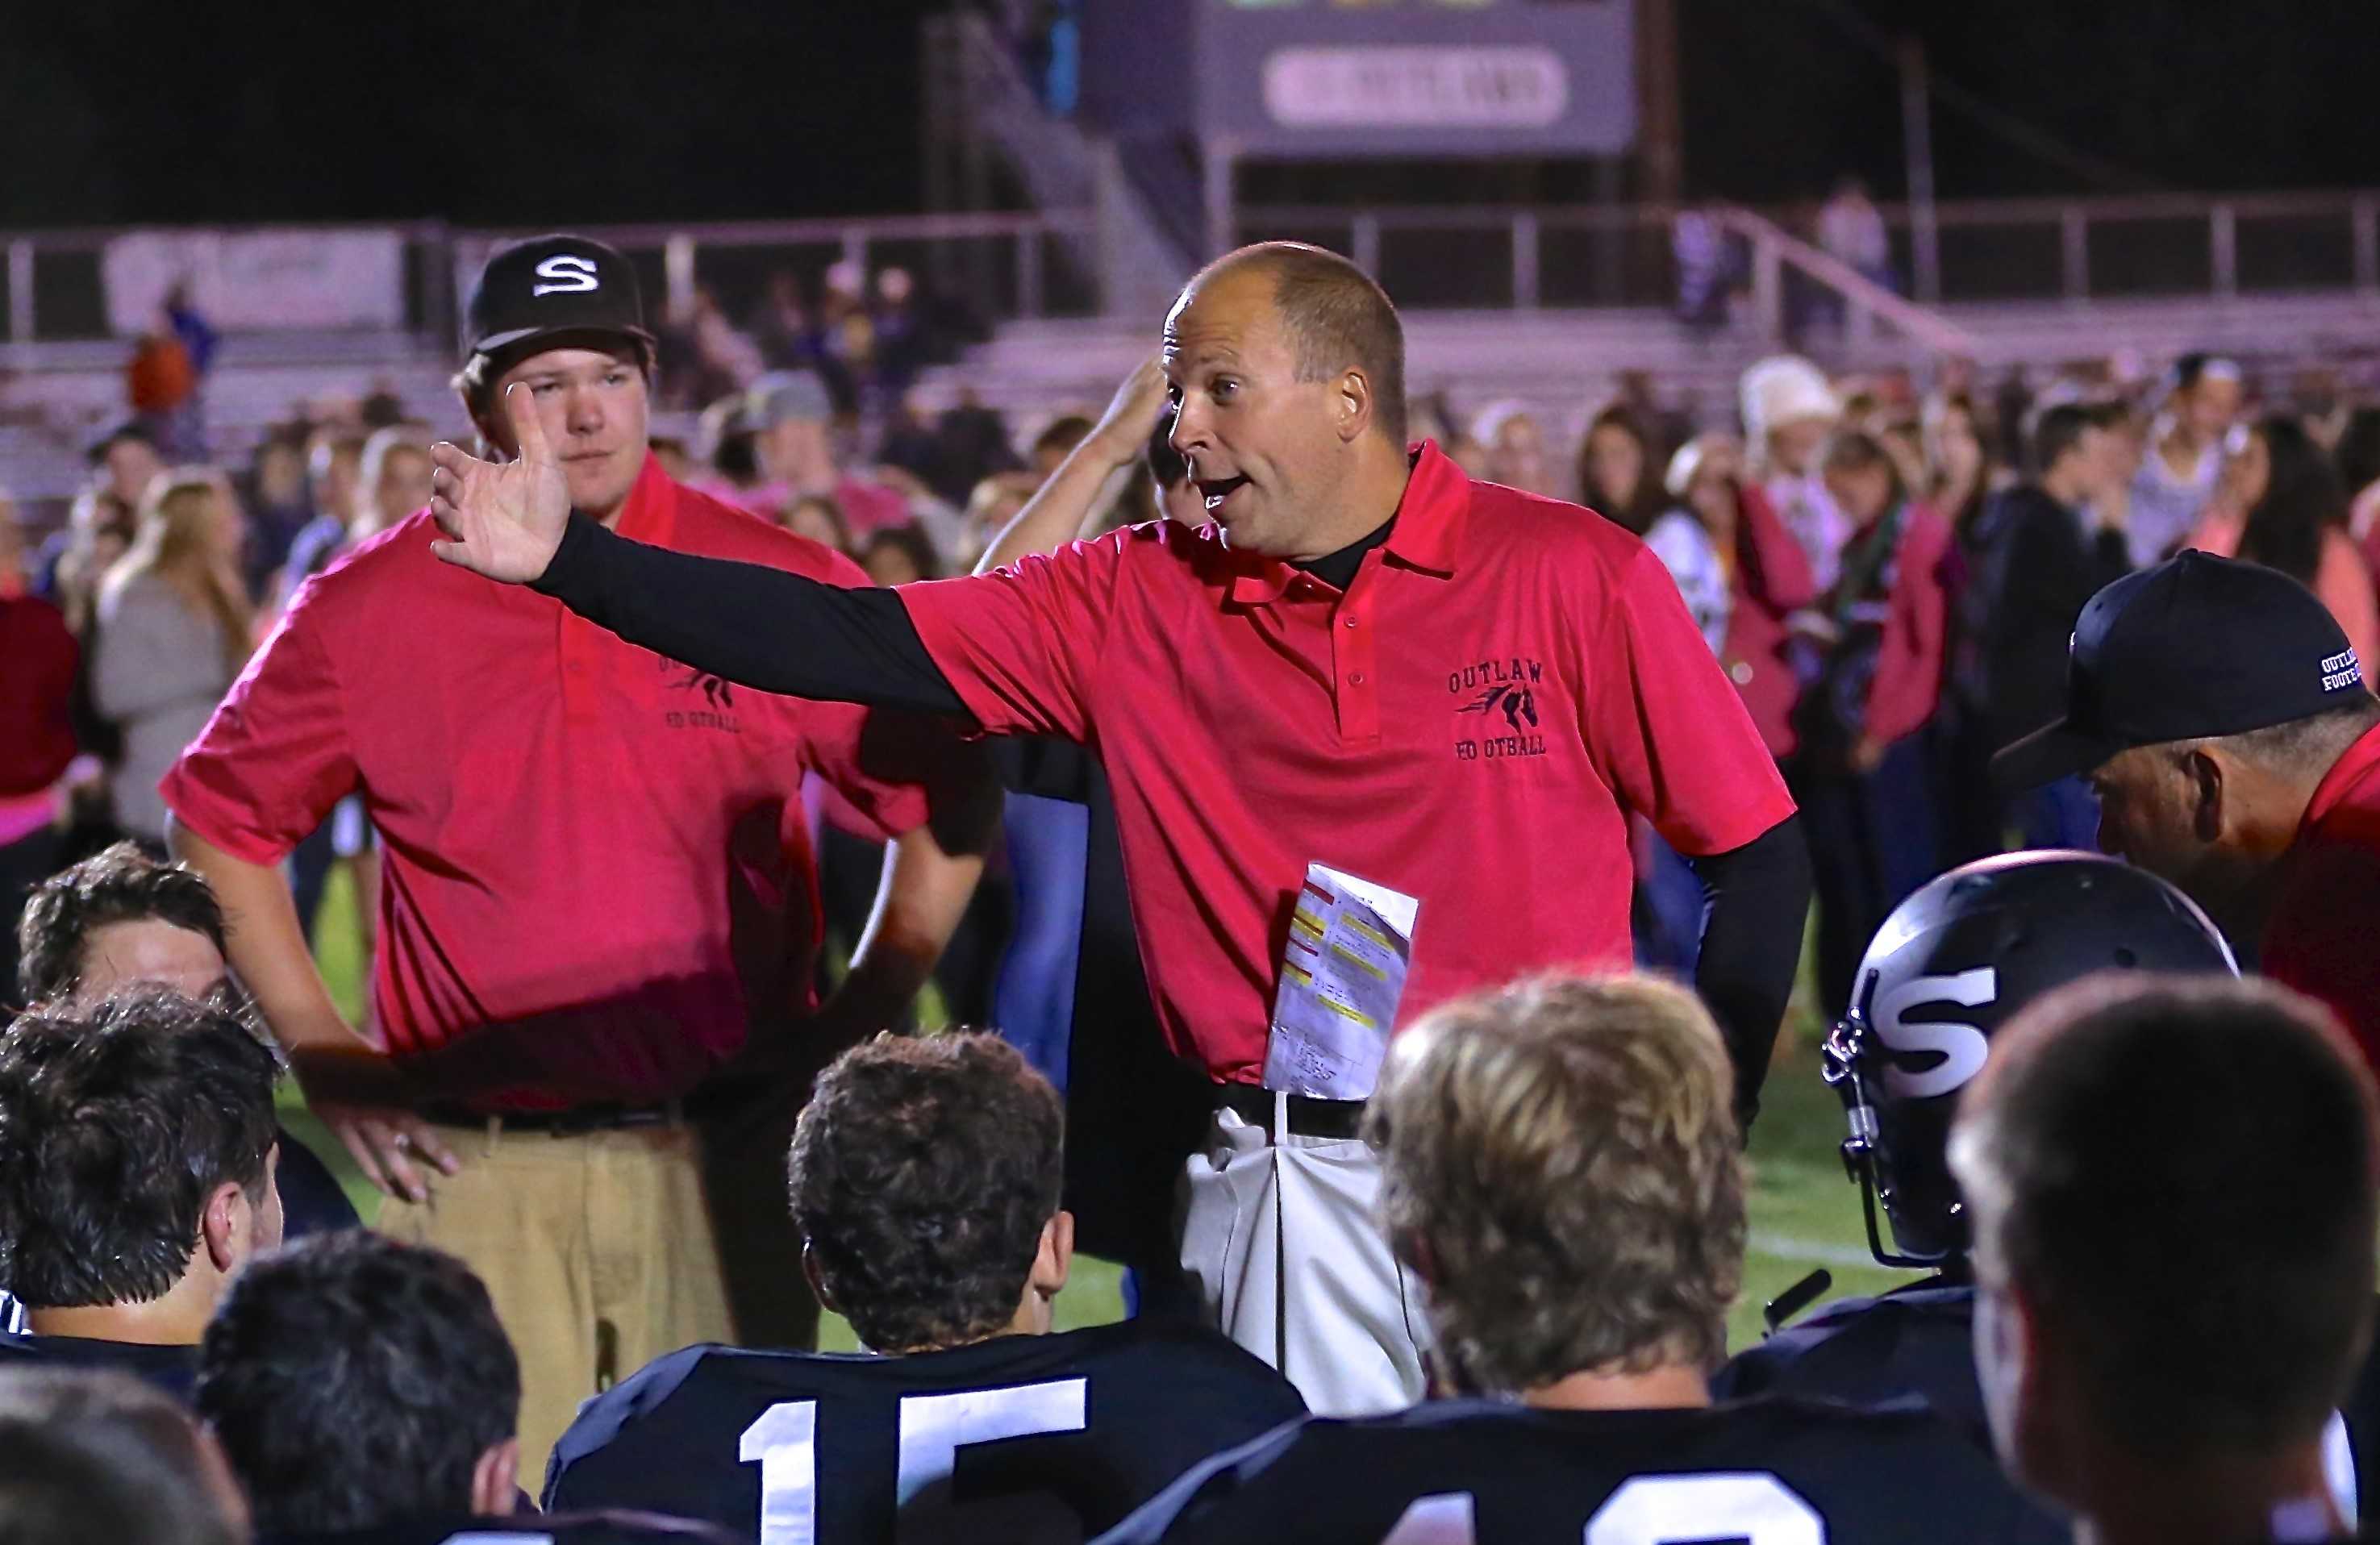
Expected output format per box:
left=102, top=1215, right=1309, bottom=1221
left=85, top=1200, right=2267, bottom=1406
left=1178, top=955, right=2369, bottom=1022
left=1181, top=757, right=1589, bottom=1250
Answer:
left=898, top=441, right=1796, bottom=1084
left=163, top=455, right=956, bottom=1106
left=2261, top=715, right=2380, bottom=1079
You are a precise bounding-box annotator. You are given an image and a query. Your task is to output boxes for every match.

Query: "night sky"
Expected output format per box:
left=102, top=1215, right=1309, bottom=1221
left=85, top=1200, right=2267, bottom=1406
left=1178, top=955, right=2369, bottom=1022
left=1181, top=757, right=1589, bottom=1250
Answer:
left=2, top=1, right=2371, bottom=229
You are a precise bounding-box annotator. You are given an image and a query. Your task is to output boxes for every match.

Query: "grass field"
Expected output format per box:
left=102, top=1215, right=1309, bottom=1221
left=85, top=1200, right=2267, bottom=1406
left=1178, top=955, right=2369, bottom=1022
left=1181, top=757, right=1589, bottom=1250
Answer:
left=299, top=867, right=1918, bottom=1359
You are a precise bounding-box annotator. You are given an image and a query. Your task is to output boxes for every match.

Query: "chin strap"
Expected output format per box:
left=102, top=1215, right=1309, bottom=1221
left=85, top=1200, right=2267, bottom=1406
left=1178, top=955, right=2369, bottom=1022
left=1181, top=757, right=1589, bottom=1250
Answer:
left=1831, top=979, right=1949, bottom=1275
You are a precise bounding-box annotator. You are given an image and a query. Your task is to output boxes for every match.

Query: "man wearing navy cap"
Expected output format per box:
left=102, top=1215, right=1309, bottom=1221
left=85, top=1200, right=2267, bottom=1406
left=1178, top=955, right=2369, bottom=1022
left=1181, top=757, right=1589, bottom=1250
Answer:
left=1994, top=550, right=2380, bottom=1076
left=162, top=235, right=994, bottom=1476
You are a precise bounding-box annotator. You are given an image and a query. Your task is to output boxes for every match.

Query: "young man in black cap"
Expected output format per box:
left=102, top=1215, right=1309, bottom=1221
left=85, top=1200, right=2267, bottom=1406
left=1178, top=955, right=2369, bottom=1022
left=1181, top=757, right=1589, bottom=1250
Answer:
left=160, top=235, right=994, bottom=1478
left=1992, top=550, right=2380, bottom=1080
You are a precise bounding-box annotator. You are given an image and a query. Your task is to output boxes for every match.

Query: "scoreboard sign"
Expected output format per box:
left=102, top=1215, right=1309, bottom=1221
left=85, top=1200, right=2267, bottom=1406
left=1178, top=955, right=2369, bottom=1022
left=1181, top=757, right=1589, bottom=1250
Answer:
left=1199, top=0, right=1635, bottom=156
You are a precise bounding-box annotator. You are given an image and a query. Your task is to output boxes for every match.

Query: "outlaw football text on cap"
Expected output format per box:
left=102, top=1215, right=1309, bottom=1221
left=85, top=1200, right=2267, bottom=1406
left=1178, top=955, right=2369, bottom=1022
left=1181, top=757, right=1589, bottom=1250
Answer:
left=464, top=235, right=653, bottom=364
left=1992, top=550, right=2366, bottom=790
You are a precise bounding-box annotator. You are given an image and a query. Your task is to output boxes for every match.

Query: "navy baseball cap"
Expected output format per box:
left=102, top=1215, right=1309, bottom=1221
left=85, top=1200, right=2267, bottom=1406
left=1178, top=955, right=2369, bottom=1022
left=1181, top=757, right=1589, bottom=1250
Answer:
left=1993, top=550, right=2366, bottom=790
left=463, top=235, right=653, bottom=362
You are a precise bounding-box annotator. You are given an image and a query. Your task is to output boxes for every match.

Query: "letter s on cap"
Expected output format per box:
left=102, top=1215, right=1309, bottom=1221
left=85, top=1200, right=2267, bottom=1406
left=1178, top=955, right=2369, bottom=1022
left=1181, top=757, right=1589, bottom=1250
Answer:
left=531, top=255, right=600, bottom=297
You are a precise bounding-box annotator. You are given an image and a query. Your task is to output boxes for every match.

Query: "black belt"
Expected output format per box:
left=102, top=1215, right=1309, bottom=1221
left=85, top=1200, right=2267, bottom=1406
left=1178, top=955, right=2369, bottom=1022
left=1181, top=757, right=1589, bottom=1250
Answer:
left=1215, top=1082, right=1369, bottom=1142
left=421, top=1100, right=683, bottom=1137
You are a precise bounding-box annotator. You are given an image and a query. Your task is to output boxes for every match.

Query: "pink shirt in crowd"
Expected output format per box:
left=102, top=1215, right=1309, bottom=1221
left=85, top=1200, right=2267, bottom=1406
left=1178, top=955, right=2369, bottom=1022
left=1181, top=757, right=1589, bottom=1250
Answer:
left=702, top=477, right=912, bottom=539
left=1862, top=505, right=1954, bottom=752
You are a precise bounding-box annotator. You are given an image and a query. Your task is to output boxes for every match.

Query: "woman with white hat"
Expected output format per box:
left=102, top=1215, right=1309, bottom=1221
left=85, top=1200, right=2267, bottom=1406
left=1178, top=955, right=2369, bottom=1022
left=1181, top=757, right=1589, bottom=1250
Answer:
left=1740, top=356, right=1849, bottom=588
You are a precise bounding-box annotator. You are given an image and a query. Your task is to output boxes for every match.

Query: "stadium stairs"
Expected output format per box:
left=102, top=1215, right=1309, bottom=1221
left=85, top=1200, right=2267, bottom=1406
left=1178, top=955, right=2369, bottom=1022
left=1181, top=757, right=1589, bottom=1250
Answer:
left=0, top=332, right=465, bottom=514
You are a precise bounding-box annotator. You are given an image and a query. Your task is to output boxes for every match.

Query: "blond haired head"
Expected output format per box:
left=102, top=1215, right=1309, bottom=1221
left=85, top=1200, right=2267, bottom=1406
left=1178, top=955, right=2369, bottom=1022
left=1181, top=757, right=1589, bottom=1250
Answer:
left=1368, top=973, right=1744, bottom=1393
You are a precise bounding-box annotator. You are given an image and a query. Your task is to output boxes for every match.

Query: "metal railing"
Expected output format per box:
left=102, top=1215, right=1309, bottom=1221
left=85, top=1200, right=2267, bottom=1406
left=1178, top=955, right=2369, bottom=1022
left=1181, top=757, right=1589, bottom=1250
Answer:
left=1232, top=188, right=2380, bottom=313
left=3, top=189, right=2374, bottom=356
left=1712, top=207, right=1981, bottom=357
left=0, top=210, right=1102, bottom=355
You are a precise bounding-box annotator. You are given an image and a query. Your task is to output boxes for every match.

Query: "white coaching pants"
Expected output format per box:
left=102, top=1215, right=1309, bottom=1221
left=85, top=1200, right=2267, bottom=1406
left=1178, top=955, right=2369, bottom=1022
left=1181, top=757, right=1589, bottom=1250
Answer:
left=1177, top=1093, right=1430, bottom=1416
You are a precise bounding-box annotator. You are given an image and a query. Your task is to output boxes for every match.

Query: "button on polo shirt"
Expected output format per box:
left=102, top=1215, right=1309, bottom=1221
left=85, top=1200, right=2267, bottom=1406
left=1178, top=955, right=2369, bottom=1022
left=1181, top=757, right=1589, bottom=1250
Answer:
left=165, top=456, right=959, bottom=1106
left=898, top=441, right=1796, bottom=1083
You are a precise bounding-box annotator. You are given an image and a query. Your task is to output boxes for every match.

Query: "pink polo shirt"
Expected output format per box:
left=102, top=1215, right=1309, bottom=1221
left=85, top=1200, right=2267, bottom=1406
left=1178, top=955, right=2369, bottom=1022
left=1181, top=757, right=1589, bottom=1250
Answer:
left=164, top=455, right=963, bottom=1106
left=897, top=441, right=1796, bottom=1082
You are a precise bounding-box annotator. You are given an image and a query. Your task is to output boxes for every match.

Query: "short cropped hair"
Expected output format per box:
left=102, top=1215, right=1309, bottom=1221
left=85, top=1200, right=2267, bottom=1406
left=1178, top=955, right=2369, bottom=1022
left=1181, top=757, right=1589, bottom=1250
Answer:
left=2028, top=401, right=2100, bottom=480
left=1369, top=975, right=1745, bottom=1393
left=1950, top=975, right=2379, bottom=1458
left=0, top=992, right=280, bottom=1309
left=0, top=1367, right=240, bottom=1545
left=1209, top=243, right=1407, bottom=448
left=85, top=422, right=158, bottom=466
left=16, top=842, right=227, bottom=1006
left=2200, top=693, right=2380, bottom=778
left=789, top=1032, right=1064, bottom=1353
left=1032, top=414, right=1095, bottom=462
left=195, top=1233, right=521, bottom=1536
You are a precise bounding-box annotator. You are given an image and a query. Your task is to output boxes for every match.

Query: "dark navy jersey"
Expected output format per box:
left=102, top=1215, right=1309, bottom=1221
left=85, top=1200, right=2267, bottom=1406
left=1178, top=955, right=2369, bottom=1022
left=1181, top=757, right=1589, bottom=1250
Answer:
left=1715, top=1280, right=1986, bottom=1442
left=264, top=1510, right=740, bottom=1545
left=1719, top=1281, right=2377, bottom=1526
left=0, top=1328, right=197, bottom=1400
left=546, top=1319, right=1307, bottom=1543
left=275, top=1121, right=363, bottom=1238
left=1095, top=1395, right=2067, bottom=1545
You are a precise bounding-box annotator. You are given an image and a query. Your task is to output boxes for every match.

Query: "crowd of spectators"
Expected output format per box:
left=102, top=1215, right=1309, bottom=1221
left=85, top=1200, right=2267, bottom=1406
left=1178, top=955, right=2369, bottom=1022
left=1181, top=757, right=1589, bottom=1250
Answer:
left=10, top=327, right=2380, bottom=1021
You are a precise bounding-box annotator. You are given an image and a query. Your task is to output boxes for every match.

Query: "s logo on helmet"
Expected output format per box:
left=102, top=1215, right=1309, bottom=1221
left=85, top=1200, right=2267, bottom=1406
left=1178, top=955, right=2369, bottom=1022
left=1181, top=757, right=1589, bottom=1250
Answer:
left=1873, top=968, right=1994, bottom=1099
left=531, top=255, right=600, bottom=297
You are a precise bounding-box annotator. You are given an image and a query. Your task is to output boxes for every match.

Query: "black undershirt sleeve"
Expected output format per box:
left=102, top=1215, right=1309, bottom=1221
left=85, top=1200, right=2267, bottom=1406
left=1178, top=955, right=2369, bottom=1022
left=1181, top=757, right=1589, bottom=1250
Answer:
left=1686, top=812, right=1814, bottom=1131
left=529, top=511, right=969, bottom=717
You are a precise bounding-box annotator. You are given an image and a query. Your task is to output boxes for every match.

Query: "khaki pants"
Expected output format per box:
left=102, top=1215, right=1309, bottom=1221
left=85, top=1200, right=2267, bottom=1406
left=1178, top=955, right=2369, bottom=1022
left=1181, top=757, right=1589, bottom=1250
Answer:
left=377, top=1119, right=736, bottom=1485
left=1177, top=1095, right=1430, bottom=1417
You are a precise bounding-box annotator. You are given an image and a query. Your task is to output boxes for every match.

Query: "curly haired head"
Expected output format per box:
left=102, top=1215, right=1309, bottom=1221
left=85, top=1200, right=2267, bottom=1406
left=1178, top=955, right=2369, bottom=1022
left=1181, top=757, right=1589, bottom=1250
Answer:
left=788, top=1033, right=1063, bottom=1352
left=1368, top=974, right=1745, bottom=1393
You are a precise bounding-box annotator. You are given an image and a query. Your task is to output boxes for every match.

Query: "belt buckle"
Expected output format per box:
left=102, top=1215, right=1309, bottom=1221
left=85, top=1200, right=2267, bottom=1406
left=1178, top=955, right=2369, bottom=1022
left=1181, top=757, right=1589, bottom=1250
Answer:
left=544, top=1106, right=615, bottom=1139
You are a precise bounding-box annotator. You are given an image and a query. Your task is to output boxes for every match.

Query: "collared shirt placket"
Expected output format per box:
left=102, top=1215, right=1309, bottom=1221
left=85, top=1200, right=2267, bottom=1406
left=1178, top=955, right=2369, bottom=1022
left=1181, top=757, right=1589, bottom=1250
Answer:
left=559, top=607, right=602, bottom=727
left=1332, top=564, right=1383, bottom=747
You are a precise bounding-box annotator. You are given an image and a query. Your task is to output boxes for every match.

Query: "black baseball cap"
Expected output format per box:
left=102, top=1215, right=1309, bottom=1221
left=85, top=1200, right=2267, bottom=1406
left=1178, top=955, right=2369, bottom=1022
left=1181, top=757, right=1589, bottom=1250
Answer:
left=463, top=235, right=654, bottom=363
left=1992, top=550, right=2367, bottom=789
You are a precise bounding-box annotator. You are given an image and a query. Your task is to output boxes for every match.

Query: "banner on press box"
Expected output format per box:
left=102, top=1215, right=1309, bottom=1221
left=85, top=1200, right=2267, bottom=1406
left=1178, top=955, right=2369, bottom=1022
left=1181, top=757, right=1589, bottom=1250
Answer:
left=104, top=230, right=407, bottom=335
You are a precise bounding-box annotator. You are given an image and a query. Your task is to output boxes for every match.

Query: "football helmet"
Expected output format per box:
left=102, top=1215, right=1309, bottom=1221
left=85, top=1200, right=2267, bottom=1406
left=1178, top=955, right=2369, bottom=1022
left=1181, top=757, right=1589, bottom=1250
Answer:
left=1824, top=850, right=2236, bottom=1268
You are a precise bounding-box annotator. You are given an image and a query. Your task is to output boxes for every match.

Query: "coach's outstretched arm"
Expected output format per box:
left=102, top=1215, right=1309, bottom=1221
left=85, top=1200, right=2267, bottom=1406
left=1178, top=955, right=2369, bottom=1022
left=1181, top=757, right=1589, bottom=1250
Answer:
left=429, top=384, right=969, bottom=717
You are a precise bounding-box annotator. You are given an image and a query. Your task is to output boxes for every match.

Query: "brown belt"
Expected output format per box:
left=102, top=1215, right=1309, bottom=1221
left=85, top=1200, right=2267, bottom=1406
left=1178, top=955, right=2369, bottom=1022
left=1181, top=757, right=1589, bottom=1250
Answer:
left=419, top=1099, right=683, bottom=1137
left=1214, top=1082, right=1369, bottom=1142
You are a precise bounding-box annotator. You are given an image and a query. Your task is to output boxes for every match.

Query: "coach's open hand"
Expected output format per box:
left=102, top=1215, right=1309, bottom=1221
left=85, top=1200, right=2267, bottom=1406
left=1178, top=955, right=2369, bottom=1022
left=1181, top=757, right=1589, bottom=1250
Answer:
left=428, top=382, right=572, bottom=582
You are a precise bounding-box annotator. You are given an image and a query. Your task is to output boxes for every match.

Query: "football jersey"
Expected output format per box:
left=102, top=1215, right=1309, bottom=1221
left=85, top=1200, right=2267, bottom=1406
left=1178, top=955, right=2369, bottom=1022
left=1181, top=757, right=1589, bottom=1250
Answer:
left=1715, top=1281, right=1986, bottom=1440
left=1719, top=1281, right=2373, bottom=1528
left=545, top=1319, right=1306, bottom=1543
left=0, top=1327, right=198, bottom=1400
left=263, top=1510, right=740, bottom=1545
left=1094, top=1395, right=2067, bottom=1545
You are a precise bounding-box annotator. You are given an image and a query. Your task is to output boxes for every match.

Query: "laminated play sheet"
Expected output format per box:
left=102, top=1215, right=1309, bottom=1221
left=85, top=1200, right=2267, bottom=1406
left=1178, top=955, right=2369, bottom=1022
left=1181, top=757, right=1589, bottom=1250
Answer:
left=1261, top=863, right=1421, bottom=1101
